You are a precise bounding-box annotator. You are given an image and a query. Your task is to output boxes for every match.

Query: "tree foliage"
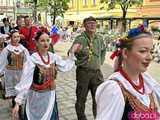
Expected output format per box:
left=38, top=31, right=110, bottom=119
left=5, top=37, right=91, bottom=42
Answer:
left=24, top=0, right=70, bottom=25
left=48, top=0, right=70, bottom=25
left=100, top=0, right=143, bottom=31
left=24, top=0, right=42, bottom=23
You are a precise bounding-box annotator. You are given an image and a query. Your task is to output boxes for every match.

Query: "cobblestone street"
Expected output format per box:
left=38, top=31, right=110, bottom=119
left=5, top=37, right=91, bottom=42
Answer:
left=0, top=41, right=159, bottom=120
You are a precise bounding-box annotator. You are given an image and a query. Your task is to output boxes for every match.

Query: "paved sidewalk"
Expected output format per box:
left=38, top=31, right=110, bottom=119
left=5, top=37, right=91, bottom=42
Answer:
left=56, top=63, right=113, bottom=120
left=0, top=63, right=113, bottom=120
left=0, top=99, right=12, bottom=120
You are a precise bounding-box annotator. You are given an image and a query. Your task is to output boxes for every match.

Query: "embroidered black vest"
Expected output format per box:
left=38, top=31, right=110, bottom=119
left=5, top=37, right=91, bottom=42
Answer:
left=6, top=51, right=25, bottom=70
left=31, top=64, right=57, bottom=91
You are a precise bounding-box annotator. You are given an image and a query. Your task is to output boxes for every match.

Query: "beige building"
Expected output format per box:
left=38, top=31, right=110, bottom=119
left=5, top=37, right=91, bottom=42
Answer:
left=0, top=0, right=15, bottom=19
left=0, top=0, right=33, bottom=22
left=138, top=0, right=160, bottom=16
left=64, top=0, right=140, bottom=27
left=64, top=0, right=108, bottom=25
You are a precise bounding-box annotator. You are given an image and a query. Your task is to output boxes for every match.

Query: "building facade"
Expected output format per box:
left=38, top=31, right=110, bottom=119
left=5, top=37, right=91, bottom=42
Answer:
left=0, top=0, right=15, bottom=20
left=64, top=0, right=108, bottom=25
left=0, top=0, right=33, bottom=22
left=139, top=0, right=160, bottom=16
left=64, top=0, right=139, bottom=26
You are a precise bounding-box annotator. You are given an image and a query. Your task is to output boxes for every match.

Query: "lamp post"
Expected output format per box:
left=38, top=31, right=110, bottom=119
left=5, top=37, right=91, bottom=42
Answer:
left=76, top=0, right=79, bottom=15
left=13, top=0, right=16, bottom=19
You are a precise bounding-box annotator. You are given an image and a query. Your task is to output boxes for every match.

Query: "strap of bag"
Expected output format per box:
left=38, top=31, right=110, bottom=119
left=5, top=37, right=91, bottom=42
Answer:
left=27, top=26, right=32, bottom=42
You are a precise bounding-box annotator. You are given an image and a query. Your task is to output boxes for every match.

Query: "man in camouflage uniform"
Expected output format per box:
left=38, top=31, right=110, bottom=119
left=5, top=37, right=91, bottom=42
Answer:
left=70, top=16, right=106, bottom=120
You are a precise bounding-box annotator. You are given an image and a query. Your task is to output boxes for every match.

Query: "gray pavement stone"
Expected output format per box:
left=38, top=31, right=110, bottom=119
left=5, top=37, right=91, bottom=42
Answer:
left=0, top=41, right=159, bottom=120
left=56, top=63, right=113, bottom=120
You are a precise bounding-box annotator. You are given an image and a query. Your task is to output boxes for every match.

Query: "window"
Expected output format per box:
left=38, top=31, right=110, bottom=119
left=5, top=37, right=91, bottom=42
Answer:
left=69, top=0, right=74, bottom=8
left=71, top=0, right=74, bottom=8
left=93, top=0, right=96, bottom=6
left=83, top=0, right=87, bottom=6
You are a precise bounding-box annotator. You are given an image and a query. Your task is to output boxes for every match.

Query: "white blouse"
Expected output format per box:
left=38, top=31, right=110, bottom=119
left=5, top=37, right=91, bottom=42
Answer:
left=96, top=72, right=160, bottom=120
left=15, top=51, right=76, bottom=104
left=0, top=43, right=30, bottom=73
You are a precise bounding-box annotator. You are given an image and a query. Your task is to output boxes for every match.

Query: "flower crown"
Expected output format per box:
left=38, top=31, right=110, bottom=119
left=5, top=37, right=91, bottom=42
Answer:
left=110, top=24, right=151, bottom=60
left=127, top=24, right=145, bottom=38
left=116, top=24, right=151, bottom=48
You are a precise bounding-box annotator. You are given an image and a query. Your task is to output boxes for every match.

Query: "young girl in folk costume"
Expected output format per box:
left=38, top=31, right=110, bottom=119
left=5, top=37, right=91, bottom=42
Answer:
left=0, top=29, right=29, bottom=117
left=12, top=31, right=80, bottom=120
left=96, top=25, right=160, bottom=120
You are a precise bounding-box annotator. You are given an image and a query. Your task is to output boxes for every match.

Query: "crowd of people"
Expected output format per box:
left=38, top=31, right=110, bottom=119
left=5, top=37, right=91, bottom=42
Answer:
left=0, top=16, right=160, bottom=120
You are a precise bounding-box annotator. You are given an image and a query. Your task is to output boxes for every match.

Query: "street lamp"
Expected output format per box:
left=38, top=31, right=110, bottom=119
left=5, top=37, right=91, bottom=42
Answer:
left=76, top=0, right=79, bottom=15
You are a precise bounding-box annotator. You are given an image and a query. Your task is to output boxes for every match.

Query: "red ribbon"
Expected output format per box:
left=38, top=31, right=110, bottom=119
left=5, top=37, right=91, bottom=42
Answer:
left=138, top=24, right=145, bottom=31
left=110, top=49, right=122, bottom=60
left=51, top=33, right=60, bottom=45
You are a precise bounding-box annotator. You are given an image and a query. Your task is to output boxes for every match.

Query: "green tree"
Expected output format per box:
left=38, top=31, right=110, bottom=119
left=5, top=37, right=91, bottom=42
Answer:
left=48, top=0, right=70, bottom=25
left=24, top=0, right=38, bottom=23
left=101, top=0, right=143, bottom=32
left=24, top=0, right=70, bottom=25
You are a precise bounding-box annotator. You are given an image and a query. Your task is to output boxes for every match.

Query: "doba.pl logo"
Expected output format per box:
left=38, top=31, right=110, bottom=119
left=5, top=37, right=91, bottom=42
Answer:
left=128, top=112, right=160, bottom=120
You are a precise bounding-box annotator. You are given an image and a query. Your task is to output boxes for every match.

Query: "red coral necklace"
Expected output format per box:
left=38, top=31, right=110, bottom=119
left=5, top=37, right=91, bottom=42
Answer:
left=119, top=68, right=144, bottom=94
left=38, top=51, right=50, bottom=65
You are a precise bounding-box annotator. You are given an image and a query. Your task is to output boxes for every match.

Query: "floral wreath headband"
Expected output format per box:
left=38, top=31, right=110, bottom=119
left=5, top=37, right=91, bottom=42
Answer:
left=110, top=24, right=152, bottom=60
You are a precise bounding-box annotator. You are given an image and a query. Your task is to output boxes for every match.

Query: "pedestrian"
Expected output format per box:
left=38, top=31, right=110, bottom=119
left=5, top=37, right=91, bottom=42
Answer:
left=69, top=16, right=106, bottom=120
left=12, top=31, right=80, bottom=120
left=14, top=16, right=24, bottom=31
left=96, top=25, right=160, bottom=120
left=0, top=17, right=12, bottom=34
left=0, top=29, right=30, bottom=119
left=19, top=15, right=38, bottom=54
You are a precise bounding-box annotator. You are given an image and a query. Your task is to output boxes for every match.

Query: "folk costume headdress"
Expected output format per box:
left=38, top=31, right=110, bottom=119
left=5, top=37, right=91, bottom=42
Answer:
left=110, top=24, right=152, bottom=71
left=110, top=24, right=152, bottom=60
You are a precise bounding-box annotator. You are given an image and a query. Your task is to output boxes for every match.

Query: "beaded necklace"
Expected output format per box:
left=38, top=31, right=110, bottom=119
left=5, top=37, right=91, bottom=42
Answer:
left=119, top=68, right=144, bottom=94
left=38, top=51, right=50, bottom=65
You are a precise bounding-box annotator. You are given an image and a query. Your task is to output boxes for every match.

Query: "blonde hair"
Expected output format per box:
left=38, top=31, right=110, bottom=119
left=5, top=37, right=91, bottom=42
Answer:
left=113, top=25, right=152, bottom=71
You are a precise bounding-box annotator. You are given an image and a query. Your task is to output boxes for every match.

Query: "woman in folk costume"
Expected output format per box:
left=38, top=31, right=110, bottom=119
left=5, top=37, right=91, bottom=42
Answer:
left=96, top=25, right=160, bottom=120
left=12, top=31, right=80, bottom=120
left=0, top=29, right=29, bottom=99
left=0, top=29, right=29, bottom=118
